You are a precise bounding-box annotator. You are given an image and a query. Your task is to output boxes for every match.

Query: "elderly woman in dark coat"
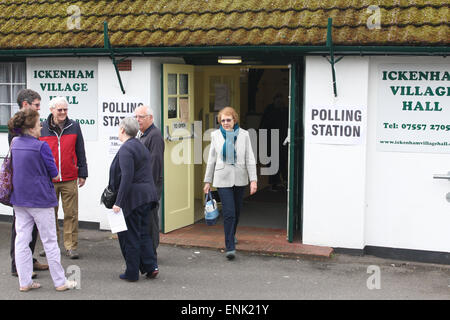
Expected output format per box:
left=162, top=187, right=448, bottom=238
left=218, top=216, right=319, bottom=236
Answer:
left=108, top=117, right=159, bottom=281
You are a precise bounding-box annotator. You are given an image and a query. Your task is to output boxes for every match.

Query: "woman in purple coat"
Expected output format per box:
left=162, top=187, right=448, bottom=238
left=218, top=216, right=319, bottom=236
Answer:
left=8, top=109, right=76, bottom=292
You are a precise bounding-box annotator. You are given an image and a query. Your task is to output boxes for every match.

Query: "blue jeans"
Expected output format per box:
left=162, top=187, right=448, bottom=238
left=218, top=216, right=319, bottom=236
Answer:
left=118, top=203, right=157, bottom=281
left=217, top=186, right=245, bottom=252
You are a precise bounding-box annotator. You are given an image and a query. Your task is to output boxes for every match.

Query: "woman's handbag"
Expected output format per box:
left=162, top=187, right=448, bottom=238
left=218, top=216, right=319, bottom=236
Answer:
left=204, top=191, right=219, bottom=226
left=100, top=186, right=117, bottom=209
left=0, top=143, right=14, bottom=207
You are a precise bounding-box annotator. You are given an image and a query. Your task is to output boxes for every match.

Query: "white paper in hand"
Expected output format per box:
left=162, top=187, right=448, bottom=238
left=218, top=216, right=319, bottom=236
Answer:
left=106, top=209, right=127, bottom=233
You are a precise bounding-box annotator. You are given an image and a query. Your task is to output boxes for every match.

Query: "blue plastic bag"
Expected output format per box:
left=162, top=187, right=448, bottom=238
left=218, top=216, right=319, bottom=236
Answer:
left=204, top=191, right=219, bottom=226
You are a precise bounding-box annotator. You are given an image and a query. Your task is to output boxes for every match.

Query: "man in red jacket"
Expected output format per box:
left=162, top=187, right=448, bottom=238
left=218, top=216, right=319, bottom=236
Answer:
left=40, top=96, right=88, bottom=259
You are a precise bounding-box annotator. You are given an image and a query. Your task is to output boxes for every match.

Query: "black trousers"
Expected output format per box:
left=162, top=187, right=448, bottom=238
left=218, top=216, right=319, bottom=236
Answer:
left=149, top=202, right=160, bottom=256
left=118, top=203, right=158, bottom=281
left=10, top=211, right=38, bottom=273
left=217, top=186, right=245, bottom=252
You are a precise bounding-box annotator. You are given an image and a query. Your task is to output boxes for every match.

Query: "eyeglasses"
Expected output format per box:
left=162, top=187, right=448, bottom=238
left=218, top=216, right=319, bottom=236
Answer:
left=135, top=115, right=150, bottom=119
left=57, top=108, right=68, bottom=112
left=221, top=118, right=233, bottom=123
left=30, top=102, right=40, bottom=107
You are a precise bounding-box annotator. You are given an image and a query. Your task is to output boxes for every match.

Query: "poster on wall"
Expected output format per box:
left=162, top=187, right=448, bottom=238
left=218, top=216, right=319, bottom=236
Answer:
left=377, top=64, right=450, bottom=154
left=100, top=96, right=144, bottom=162
left=27, top=58, right=98, bottom=141
left=305, top=105, right=367, bottom=145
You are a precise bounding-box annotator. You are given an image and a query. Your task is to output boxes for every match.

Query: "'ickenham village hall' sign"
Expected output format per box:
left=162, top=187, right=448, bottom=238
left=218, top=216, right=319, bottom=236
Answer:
left=377, top=64, right=450, bottom=154
left=27, top=58, right=98, bottom=141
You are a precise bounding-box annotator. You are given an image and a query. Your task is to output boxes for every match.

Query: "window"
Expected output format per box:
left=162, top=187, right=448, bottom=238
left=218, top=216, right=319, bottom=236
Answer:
left=167, top=72, right=189, bottom=119
left=0, top=62, right=26, bottom=127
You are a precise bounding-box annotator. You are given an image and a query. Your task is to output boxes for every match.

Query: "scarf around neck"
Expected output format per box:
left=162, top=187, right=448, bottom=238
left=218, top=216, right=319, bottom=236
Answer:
left=220, top=124, right=239, bottom=164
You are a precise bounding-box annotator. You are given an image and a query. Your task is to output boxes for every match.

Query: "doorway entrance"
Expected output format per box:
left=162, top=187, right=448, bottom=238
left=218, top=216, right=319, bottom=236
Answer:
left=162, top=62, right=303, bottom=243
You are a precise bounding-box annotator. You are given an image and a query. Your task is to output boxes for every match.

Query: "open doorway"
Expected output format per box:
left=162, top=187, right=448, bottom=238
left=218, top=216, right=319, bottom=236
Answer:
left=239, top=67, right=289, bottom=229
left=193, top=66, right=290, bottom=231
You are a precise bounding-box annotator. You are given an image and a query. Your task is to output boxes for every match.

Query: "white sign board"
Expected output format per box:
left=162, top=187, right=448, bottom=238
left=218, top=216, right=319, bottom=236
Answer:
left=27, top=58, right=98, bottom=140
left=305, top=105, right=367, bottom=145
left=377, top=64, right=450, bottom=153
left=100, top=96, right=144, bottom=161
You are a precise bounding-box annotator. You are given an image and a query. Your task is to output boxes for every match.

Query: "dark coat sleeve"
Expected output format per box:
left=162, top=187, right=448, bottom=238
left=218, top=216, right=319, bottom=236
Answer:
left=143, top=130, right=165, bottom=199
left=74, top=122, right=88, bottom=178
left=114, top=146, right=134, bottom=209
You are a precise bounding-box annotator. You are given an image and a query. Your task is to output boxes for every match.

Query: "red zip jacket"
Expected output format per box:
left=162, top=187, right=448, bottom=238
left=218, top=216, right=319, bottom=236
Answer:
left=40, top=114, right=88, bottom=183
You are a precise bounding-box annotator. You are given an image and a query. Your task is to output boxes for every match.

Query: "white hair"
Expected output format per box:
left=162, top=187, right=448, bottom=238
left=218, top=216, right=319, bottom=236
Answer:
left=141, top=105, right=154, bottom=116
left=49, top=96, right=69, bottom=109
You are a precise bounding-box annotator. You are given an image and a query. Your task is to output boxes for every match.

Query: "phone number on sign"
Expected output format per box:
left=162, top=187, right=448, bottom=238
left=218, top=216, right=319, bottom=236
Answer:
left=383, top=123, right=450, bottom=131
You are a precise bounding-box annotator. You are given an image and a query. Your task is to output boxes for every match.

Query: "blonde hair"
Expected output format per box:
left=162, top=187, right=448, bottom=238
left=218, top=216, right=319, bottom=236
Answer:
left=218, top=106, right=239, bottom=124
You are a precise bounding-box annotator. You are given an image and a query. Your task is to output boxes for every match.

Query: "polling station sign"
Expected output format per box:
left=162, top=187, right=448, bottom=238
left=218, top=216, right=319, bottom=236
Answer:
left=377, top=64, right=450, bottom=154
left=99, top=96, right=144, bottom=161
left=305, top=105, right=367, bottom=145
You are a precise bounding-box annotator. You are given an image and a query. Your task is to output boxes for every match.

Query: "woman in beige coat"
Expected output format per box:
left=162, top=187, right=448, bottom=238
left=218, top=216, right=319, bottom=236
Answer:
left=204, top=107, right=257, bottom=260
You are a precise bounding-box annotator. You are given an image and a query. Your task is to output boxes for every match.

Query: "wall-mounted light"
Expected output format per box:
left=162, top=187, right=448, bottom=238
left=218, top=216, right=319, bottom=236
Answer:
left=218, top=56, right=242, bottom=64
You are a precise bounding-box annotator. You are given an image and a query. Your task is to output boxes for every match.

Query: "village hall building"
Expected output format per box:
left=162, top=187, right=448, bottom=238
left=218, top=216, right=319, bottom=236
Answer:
left=0, top=0, right=449, bottom=264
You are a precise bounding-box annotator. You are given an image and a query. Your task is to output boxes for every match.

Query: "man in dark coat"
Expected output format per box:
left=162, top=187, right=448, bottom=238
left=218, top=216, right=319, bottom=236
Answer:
left=134, top=105, right=164, bottom=256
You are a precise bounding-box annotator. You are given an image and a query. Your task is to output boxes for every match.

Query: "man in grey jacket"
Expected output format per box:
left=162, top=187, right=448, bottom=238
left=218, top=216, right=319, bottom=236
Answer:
left=134, top=105, right=164, bottom=256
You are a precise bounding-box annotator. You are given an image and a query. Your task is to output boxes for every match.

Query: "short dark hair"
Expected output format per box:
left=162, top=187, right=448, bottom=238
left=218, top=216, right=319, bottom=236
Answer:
left=16, top=89, right=41, bottom=109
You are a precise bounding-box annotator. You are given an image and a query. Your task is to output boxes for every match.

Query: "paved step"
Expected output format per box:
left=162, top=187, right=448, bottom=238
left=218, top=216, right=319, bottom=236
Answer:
left=160, top=224, right=333, bottom=259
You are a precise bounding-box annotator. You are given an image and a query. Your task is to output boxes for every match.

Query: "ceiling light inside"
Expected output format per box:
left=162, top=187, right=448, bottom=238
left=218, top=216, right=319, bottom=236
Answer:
left=218, top=56, right=242, bottom=64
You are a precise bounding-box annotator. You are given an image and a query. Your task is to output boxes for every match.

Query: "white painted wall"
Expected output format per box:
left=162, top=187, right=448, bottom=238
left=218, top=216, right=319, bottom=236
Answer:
left=94, top=57, right=152, bottom=229
left=0, top=56, right=183, bottom=230
left=303, top=55, right=450, bottom=253
left=302, top=56, right=369, bottom=249
left=365, top=56, right=450, bottom=253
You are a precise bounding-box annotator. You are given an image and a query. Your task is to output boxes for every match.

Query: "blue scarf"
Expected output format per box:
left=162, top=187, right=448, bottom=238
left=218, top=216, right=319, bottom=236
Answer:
left=220, top=124, right=239, bottom=164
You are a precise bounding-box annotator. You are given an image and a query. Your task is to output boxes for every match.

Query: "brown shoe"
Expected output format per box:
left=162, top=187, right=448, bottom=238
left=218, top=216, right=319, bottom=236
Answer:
left=66, top=249, right=79, bottom=259
left=33, top=261, right=49, bottom=271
